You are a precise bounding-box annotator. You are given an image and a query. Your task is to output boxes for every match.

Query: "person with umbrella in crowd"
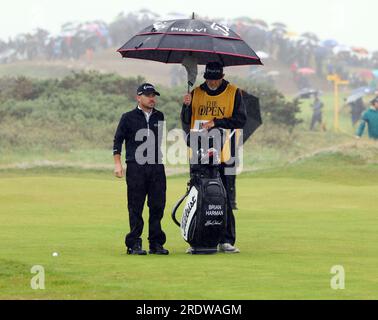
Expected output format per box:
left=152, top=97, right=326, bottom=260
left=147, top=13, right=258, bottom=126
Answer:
left=181, top=62, right=247, bottom=254
left=310, top=93, right=325, bottom=131
left=356, top=96, right=378, bottom=140
left=346, top=87, right=374, bottom=126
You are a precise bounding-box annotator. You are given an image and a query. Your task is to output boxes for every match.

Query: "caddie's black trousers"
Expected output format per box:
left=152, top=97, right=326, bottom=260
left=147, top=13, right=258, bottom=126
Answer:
left=125, top=162, right=167, bottom=249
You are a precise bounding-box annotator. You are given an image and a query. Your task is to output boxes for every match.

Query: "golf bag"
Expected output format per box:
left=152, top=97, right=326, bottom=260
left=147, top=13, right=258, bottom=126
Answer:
left=172, top=148, right=227, bottom=254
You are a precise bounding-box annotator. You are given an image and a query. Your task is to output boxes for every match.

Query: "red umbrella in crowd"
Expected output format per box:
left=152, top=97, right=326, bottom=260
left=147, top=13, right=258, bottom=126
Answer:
left=297, top=68, right=316, bottom=76
left=352, top=47, right=369, bottom=55
left=358, top=69, right=374, bottom=80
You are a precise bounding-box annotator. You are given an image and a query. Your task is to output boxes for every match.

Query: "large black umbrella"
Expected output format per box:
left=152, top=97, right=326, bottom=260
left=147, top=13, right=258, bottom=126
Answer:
left=118, top=19, right=262, bottom=66
left=118, top=16, right=262, bottom=89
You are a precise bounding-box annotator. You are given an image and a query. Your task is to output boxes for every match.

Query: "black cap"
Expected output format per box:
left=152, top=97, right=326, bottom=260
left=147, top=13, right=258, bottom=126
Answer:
left=137, top=83, right=160, bottom=96
left=204, top=62, right=224, bottom=80
left=370, top=96, right=378, bottom=105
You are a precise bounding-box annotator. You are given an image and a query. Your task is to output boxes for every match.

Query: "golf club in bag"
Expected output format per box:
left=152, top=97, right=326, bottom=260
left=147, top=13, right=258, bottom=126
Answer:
left=172, top=133, right=228, bottom=254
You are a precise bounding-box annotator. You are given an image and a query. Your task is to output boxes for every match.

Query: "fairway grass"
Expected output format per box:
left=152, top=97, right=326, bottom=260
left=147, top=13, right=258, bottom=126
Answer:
left=0, top=155, right=377, bottom=300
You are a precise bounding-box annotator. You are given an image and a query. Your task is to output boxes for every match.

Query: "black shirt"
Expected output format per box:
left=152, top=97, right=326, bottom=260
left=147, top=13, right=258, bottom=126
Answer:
left=113, top=107, right=165, bottom=164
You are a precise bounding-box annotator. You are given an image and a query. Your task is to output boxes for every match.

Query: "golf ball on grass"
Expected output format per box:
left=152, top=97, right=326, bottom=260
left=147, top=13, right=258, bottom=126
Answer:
left=52, top=252, right=59, bottom=257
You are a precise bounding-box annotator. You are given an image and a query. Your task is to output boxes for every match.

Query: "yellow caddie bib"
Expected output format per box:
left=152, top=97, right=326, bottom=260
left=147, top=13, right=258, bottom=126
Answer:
left=190, top=84, right=238, bottom=163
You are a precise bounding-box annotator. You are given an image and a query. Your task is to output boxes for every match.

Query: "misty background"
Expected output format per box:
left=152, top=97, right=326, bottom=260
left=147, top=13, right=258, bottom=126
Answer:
left=1, top=0, right=376, bottom=51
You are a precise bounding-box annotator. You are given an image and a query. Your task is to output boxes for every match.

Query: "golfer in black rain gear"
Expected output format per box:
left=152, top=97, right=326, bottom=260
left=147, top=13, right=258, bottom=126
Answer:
left=113, top=83, right=169, bottom=255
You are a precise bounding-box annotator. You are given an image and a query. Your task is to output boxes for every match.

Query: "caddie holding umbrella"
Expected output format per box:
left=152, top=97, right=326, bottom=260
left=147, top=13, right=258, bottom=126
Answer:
left=181, top=62, right=247, bottom=254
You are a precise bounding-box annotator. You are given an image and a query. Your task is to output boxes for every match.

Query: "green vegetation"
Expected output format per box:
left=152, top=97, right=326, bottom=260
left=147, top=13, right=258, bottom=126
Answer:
left=1, top=70, right=376, bottom=172
left=0, top=70, right=304, bottom=170
left=1, top=70, right=377, bottom=300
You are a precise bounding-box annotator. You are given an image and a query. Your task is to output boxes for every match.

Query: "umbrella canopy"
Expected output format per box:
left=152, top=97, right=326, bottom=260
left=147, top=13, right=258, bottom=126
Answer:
left=346, top=86, right=375, bottom=104
left=301, top=32, right=319, bottom=41
left=118, top=19, right=262, bottom=66
left=118, top=18, right=262, bottom=91
left=297, top=37, right=318, bottom=47
left=358, top=69, right=374, bottom=80
left=295, top=88, right=320, bottom=100
left=352, top=47, right=369, bottom=55
left=297, top=67, right=316, bottom=75
left=320, top=39, right=338, bottom=48
left=346, top=92, right=367, bottom=104
left=350, top=86, right=375, bottom=96
left=271, top=22, right=287, bottom=30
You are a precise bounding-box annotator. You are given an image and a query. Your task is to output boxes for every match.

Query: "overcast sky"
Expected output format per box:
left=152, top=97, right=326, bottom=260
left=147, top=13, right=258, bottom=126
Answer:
left=1, top=0, right=377, bottom=51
